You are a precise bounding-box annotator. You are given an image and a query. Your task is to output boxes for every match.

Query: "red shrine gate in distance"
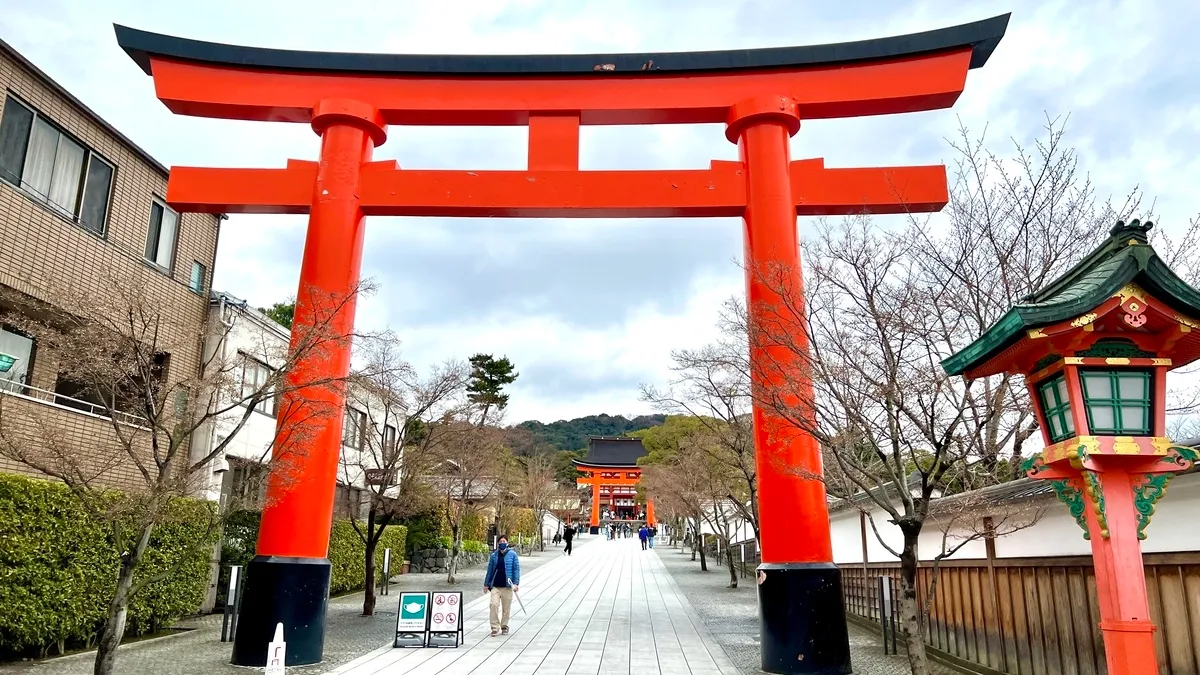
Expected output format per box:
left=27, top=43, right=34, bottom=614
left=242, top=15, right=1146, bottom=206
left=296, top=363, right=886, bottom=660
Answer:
left=574, top=437, right=657, bottom=528
left=116, top=14, right=1009, bottom=674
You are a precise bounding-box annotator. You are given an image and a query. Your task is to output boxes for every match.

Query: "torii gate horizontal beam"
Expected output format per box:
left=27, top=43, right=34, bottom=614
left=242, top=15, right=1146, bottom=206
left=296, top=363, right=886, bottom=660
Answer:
left=166, top=158, right=947, bottom=218
left=114, top=15, right=1008, bottom=125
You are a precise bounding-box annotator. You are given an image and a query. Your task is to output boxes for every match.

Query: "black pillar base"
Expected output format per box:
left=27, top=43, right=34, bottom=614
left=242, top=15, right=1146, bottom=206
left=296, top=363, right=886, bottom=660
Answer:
left=759, top=562, right=852, bottom=674
left=230, top=555, right=331, bottom=667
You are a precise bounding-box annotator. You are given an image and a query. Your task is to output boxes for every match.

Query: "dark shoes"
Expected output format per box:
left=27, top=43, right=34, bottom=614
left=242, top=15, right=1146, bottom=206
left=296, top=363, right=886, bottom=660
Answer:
left=501, top=627, right=509, bottom=635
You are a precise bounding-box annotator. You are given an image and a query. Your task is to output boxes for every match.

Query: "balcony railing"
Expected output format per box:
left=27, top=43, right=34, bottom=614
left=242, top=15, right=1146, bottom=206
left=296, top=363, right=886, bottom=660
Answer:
left=0, top=379, right=148, bottom=428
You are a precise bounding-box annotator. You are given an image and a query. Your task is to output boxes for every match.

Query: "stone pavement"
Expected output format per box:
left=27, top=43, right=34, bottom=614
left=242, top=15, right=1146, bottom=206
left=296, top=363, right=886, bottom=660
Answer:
left=0, top=536, right=573, bottom=675
left=332, top=535, right=741, bottom=674
left=653, top=542, right=960, bottom=675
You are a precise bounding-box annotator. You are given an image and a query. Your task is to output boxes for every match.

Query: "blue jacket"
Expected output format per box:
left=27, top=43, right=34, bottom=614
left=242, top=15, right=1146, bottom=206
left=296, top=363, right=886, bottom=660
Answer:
left=485, top=548, right=520, bottom=588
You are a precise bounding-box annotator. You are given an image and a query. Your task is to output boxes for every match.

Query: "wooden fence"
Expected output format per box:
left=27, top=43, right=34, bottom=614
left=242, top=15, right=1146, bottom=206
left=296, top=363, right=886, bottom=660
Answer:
left=841, top=553, right=1200, bottom=675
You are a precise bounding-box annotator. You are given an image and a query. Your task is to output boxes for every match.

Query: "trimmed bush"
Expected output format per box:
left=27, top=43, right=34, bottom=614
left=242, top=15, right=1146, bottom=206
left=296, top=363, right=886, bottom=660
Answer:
left=218, top=511, right=406, bottom=597
left=327, top=520, right=407, bottom=595
left=0, top=474, right=218, bottom=658
left=461, top=540, right=488, bottom=554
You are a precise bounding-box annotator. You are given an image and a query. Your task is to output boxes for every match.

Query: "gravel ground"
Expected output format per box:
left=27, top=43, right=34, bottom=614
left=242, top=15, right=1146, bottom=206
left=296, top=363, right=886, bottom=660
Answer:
left=0, top=539, right=578, bottom=675
left=652, top=542, right=961, bottom=675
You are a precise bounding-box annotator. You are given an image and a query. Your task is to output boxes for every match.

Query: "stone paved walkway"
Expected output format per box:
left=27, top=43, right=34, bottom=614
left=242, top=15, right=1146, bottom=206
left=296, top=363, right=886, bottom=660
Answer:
left=333, top=536, right=741, bottom=674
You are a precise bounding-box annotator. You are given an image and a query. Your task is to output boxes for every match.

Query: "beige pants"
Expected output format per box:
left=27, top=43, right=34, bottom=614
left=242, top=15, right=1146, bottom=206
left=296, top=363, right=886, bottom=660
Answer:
left=489, top=587, right=513, bottom=631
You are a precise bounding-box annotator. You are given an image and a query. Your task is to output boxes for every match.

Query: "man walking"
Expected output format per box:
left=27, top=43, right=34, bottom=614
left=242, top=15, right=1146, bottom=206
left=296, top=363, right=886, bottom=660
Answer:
left=648, top=524, right=657, bottom=549
left=562, top=523, right=575, bottom=556
left=484, top=535, right=521, bottom=637
left=638, top=524, right=649, bottom=550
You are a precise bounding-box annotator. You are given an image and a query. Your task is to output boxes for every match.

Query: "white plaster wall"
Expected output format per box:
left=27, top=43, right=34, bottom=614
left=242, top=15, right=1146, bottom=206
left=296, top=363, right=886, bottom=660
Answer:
left=1141, top=473, right=1200, bottom=553
left=863, top=508, right=905, bottom=561
left=830, top=510, right=864, bottom=564
left=991, top=507, right=1094, bottom=558
left=917, top=523, right=989, bottom=561
left=193, top=296, right=389, bottom=502
left=830, top=473, right=1200, bottom=563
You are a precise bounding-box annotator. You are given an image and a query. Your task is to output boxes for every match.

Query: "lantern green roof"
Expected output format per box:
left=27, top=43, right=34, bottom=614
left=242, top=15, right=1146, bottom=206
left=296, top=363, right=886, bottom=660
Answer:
left=942, top=220, right=1200, bottom=376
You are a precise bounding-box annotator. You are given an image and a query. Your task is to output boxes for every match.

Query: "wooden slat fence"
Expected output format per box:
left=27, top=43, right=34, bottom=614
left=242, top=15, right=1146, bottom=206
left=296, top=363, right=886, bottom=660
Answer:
left=841, top=553, right=1200, bottom=675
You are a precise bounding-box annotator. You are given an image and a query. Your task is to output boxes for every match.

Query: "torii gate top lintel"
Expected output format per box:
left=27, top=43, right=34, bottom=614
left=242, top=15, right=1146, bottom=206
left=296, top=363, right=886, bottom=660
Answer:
left=112, top=16, right=1008, bottom=219
left=114, top=16, right=1007, bottom=128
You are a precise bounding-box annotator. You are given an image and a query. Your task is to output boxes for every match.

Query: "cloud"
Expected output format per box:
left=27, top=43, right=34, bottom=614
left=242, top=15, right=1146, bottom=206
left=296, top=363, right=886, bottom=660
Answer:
left=3, top=0, right=1197, bottom=423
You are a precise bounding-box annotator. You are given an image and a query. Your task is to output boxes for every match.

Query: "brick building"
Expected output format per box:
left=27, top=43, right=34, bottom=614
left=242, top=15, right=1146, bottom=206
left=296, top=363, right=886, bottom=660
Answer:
left=0, top=38, right=220, bottom=490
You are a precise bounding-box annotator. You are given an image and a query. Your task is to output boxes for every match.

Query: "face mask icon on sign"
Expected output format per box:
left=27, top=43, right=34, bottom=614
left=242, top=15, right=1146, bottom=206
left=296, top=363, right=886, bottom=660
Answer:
left=404, top=602, right=423, bottom=614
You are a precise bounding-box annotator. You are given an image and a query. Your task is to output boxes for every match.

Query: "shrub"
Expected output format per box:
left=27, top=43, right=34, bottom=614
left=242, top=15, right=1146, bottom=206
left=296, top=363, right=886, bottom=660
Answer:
left=461, top=540, right=488, bottom=554
left=501, top=507, right=538, bottom=541
left=215, top=509, right=260, bottom=608
left=318, top=520, right=409, bottom=596
left=400, top=512, right=443, bottom=557
left=0, top=475, right=218, bottom=658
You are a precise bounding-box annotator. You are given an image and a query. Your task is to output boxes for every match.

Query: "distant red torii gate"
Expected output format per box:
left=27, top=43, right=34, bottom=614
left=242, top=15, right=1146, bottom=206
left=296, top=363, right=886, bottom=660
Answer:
left=116, top=15, right=1008, bottom=674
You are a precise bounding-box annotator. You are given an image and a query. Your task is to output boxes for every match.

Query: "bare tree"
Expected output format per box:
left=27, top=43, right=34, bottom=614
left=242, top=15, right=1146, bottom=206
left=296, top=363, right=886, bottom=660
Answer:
left=430, top=422, right=510, bottom=583
left=515, top=451, right=557, bottom=552
left=639, top=344, right=759, bottom=544
left=339, top=336, right=468, bottom=615
left=0, top=274, right=367, bottom=675
left=639, top=448, right=710, bottom=571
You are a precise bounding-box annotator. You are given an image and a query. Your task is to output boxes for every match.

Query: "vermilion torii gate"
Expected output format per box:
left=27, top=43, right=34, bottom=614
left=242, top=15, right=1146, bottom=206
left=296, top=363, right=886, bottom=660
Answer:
left=117, top=14, right=1008, bottom=674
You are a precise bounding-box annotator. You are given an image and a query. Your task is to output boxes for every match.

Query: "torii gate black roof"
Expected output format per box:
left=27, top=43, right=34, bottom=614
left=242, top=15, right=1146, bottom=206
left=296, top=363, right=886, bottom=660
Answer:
left=572, top=437, right=649, bottom=468
left=114, top=14, right=1008, bottom=77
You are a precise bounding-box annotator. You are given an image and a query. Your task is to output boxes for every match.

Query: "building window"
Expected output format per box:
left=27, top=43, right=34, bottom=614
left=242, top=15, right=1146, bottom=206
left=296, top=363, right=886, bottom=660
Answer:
left=225, top=458, right=268, bottom=509
left=53, top=352, right=167, bottom=417
left=0, top=96, right=113, bottom=235
left=0, top=325, right=34, bottom=393
left=343, top=407, right=366, bottom=450
left=1037, top=374, right=1075, bottom=443
left=1081, top=369, right=1151, bottom=435
left=382, top=423, right=397, bottom=454
left=145, top=199, right=179, bottom=271
left=240, top=356, right=275, bottom=416
left=190, top=261, right=207, bottom=294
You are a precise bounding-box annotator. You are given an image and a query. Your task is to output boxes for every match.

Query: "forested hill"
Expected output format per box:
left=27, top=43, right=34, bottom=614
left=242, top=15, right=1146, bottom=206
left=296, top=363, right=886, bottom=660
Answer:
left=517, top=414, right=666, bottom=451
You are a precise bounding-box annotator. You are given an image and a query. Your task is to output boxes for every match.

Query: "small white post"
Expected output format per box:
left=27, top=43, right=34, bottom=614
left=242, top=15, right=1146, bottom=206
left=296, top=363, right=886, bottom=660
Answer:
left=265, top=623, right=286, bottom=674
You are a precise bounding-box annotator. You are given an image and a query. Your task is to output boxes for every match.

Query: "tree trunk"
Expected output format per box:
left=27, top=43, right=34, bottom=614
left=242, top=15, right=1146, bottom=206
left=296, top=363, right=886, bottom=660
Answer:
left=698, top=541, right=708, bottom=572
left=898, top=532, right=931, bottom=675
left=93, top=522, right=153, bottom=675
left=362, top=508, right=378, bottom=616
left=725, top=541, right=738, bottom=588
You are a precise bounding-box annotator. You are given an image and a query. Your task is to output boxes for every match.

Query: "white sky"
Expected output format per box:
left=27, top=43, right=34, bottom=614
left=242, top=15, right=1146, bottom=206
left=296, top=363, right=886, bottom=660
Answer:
left=3, top=0, right=1198, bottom=424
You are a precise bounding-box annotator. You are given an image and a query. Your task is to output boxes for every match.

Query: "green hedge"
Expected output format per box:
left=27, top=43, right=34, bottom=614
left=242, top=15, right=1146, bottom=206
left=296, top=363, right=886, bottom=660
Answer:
left=328, top=520, right=407, bottom=595
left=217, top=510, right=406, bottom=598
left=0, top=475, right=218, bottom=657
left=461, top=540, right=488, bottom=554
left=501, top=507, right=538, bottom=540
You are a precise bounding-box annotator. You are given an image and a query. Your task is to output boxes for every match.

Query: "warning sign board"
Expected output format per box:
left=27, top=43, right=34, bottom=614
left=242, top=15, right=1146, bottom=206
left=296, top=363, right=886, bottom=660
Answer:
left=427, top=591, right=464, bottom=647
left=429, top=592, right=462, bottom=632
